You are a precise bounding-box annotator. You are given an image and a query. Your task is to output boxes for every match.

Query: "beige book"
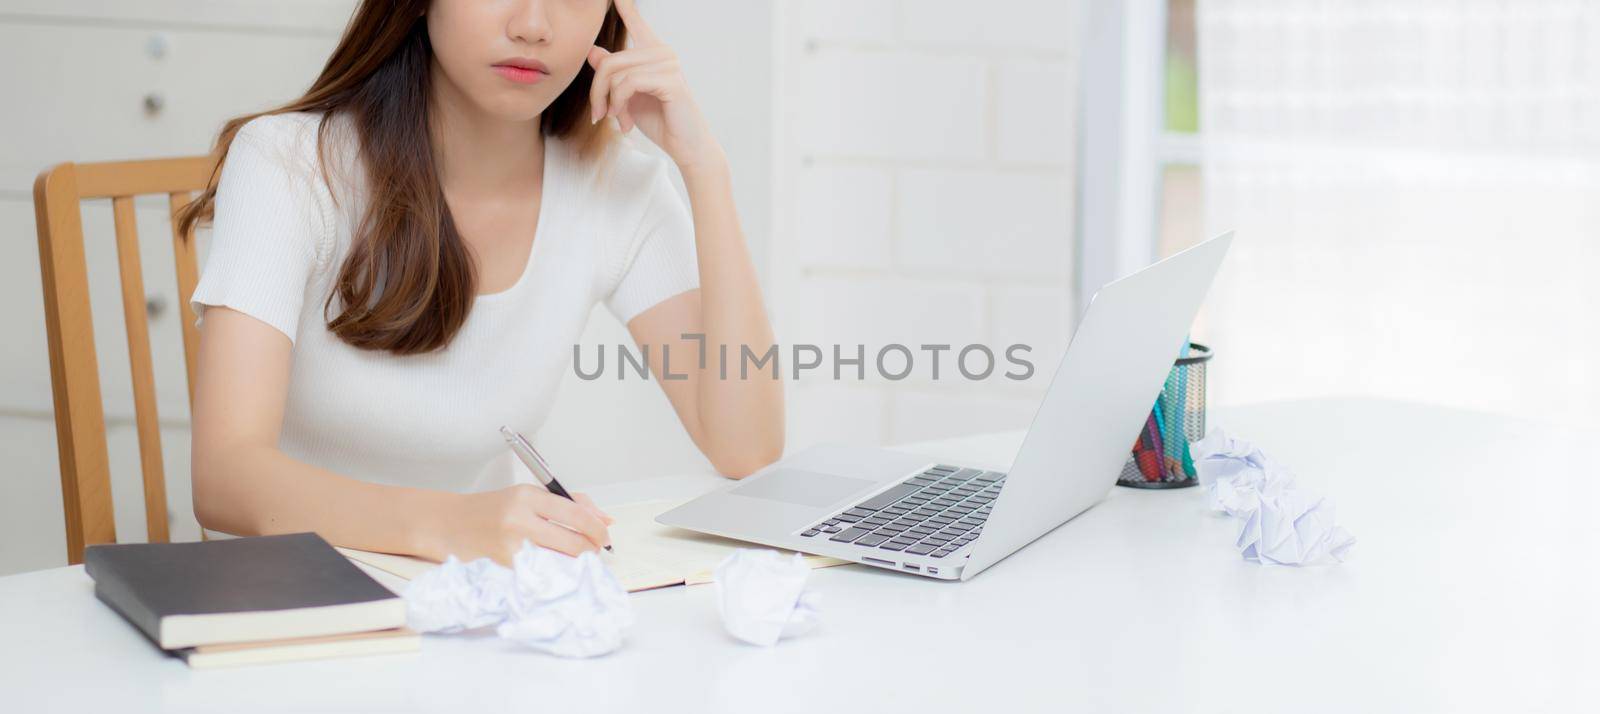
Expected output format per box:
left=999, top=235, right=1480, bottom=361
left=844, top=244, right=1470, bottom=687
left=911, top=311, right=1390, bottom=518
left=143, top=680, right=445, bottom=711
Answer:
left=178, top=627, right=419, bottom=669
left=338, top=498, right=848, bottom=592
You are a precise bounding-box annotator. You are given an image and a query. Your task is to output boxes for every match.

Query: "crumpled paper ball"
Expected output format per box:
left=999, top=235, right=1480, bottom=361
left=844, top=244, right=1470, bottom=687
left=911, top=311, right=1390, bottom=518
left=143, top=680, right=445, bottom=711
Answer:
left=1190, top=428, right=1290, bottom=516
left=496, top=543, right=635, bottom=658
left=405, top=554, right=516, bottom=633
left=403, top=541, right=634, bottom=658
left=712, top=549, right=822, bottom=646
left=1236, top=484, right=1356, bottom=566
left=1189, top=428, right=1356, bottom=566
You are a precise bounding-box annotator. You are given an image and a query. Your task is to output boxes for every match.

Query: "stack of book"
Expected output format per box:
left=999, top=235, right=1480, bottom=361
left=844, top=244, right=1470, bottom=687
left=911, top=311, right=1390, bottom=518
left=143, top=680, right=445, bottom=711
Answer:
left=84, top=532, right=417, bottom=669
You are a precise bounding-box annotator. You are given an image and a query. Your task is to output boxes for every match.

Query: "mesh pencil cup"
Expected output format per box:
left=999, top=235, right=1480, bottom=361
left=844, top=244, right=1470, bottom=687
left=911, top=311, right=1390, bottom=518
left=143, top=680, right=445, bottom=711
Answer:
left=1116, top=342, right=1211, bottom=489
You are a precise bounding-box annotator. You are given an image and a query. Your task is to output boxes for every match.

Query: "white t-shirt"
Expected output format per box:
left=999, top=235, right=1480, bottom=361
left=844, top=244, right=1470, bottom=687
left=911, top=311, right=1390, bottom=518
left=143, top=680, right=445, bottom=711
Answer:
left=189, top=111, right=699, bottom=493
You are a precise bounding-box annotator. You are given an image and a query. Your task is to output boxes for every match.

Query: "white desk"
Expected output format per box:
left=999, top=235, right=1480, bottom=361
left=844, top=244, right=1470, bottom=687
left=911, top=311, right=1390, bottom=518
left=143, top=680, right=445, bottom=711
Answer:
left=3, top=398, right=1597, bottom=712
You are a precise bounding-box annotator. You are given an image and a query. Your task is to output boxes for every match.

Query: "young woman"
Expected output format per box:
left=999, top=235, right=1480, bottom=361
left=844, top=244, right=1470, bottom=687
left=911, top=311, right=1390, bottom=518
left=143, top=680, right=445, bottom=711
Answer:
left=179, top=0, right=784, bottom=564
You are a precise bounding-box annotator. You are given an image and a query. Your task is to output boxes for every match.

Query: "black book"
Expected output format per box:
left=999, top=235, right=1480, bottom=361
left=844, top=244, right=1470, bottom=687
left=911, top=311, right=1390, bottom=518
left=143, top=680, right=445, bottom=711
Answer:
left=84, top=533, right=406, bottom=650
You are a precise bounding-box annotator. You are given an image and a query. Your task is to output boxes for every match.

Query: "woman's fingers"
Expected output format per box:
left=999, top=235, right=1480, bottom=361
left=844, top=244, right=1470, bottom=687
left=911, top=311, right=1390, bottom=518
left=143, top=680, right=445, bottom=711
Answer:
left=587, top=47, right=612, bottom=123
left=573, top=492, right=615, bottom=525
left=608, top=67, right=677, bottom=133
left=613, top=0, right=662, bottom=47
left=586, top=46, right=611, bottom=121
left=587, top=45, right=673, bottom=124
left=524, top=519, right=596, bottom=557
left=533, top=492, right=612, bottom=550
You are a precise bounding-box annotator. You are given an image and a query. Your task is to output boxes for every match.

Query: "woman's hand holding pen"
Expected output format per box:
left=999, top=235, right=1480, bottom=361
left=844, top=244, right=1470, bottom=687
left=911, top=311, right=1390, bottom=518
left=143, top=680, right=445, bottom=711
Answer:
left=586, top=0, right=725, bottom=177
left=416, top=485, right=616, bottom=565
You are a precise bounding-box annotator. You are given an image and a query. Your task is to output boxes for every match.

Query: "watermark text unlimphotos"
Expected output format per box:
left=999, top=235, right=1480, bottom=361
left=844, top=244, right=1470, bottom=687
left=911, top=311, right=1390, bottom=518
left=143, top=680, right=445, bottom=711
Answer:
left=574, top=334, right=1035, bottom=381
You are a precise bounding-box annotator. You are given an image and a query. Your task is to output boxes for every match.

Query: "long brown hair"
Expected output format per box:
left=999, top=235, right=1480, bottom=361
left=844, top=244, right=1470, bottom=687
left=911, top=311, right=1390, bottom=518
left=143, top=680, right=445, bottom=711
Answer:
left=177, top=0, right=627, bottom=354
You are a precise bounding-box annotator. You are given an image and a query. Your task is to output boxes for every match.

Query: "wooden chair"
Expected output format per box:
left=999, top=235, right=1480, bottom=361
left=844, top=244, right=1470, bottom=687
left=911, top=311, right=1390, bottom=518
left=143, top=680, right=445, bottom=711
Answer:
left=32, top=156, right=218, bottom=564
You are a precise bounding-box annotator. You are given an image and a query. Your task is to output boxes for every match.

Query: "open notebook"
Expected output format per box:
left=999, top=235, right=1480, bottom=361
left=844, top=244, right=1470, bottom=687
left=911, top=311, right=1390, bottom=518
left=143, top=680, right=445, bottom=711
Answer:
left=337, top=498, right=849, bottom=592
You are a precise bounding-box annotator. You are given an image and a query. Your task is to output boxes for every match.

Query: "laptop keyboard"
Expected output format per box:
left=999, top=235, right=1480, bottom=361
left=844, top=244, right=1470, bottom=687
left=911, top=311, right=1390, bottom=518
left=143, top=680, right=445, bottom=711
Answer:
left=799, top=465, right=1004, bottom=559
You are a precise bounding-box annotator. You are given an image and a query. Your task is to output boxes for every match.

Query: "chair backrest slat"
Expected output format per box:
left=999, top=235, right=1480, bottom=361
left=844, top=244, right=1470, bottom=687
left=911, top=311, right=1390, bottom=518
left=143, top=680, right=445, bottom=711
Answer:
left=76, top=157, right=217, bottom=200
left=33, top=156, right=216, bottom=563
left=32, top=163, right=118, bottom=559
left=111, top=196, right=171, bottom=544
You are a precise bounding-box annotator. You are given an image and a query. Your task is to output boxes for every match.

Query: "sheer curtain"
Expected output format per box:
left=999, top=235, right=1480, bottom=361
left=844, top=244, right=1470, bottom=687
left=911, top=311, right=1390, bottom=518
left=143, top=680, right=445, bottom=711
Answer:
left=1196, top=0, right=1600, bottom=426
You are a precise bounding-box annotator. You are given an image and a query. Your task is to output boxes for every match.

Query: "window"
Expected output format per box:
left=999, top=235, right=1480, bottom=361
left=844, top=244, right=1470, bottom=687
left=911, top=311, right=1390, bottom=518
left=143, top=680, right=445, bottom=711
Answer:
left=1156, top=0, right=1203, bottom=261
left=1121, top=0, right=1600, bottom=424
left=1076, top=0, right=1205, bottom=313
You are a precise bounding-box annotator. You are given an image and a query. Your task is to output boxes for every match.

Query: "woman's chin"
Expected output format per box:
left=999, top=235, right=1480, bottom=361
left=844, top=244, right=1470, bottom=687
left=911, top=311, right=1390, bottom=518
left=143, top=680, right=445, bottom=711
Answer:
left=478, top=93, right=555, bottom=124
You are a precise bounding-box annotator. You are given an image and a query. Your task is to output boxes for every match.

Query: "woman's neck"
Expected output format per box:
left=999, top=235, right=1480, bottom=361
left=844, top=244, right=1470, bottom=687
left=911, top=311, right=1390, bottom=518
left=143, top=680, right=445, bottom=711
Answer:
left=429, top=62, right=544, bottom=196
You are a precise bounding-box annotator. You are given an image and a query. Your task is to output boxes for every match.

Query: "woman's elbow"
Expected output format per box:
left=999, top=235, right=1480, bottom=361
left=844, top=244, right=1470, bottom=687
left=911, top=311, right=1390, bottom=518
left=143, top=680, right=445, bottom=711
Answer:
left=189, top=445, right=250, bottom=535
left=710, top=437, right=784, bottom=480
left=189, top=457, right=228, bottom=533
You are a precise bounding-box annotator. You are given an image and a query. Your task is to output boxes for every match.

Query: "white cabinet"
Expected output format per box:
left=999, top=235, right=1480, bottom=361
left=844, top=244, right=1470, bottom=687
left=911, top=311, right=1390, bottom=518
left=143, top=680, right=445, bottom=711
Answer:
left=0, top=0, right=353, bottom=32
left=0, top=2, right=354, bottom=575
left=0, top=22, right=343, bottom=191
left=0, top=415, right=67, bottom=574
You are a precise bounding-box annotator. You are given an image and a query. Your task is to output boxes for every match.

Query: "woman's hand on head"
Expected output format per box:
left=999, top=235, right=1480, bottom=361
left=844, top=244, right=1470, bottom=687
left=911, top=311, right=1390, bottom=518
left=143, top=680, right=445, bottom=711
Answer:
left=586, top=0, right=723, bottom=176
left=420, top=484, right=616, bottom=565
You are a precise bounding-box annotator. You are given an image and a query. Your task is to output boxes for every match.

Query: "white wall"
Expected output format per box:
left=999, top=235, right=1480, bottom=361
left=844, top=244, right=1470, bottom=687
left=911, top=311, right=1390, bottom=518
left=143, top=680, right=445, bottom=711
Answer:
left=770, top=0, right=1082, bottom=449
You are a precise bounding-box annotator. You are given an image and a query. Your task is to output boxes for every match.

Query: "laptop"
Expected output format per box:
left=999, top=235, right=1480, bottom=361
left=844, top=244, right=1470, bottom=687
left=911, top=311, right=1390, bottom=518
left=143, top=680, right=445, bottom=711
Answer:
left=657, top=233, right=1233, bottom=581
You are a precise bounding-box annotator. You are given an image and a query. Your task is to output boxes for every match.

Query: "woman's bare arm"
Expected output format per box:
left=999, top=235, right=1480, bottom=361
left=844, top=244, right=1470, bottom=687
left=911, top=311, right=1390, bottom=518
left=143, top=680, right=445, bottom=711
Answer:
left=588, top=0, right=785, bottom=478
left=625, top=162, right=785, bottom=479
left=190, top=307, right=613, bottom=561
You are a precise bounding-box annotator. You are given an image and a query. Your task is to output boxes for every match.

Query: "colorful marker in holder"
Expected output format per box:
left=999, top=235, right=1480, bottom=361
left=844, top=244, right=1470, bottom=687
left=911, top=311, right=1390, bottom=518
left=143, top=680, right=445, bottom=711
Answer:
left=1117, top=342, right=1212, bottom=489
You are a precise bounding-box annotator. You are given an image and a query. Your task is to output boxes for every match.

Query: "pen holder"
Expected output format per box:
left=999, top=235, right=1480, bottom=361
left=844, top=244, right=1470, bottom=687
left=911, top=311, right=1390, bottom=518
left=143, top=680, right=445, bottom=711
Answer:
left=1116, top=342, right=1211, bottom=489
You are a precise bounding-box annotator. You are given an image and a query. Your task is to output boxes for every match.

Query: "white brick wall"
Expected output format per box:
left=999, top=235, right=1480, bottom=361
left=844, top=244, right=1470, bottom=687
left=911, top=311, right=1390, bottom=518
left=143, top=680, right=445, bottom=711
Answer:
left=792, top=164, right=893, bottom=269
left=898, top=0, right=1079, bottom=53
left=896, top=168, right=1072, bottom=278
left=795, top=49, right=988, bottom=161
left=794, top=0, right=897, bottom=43
left=996, top=61, right=1077, bottom=164
left=773, top=0, right=1082, bottom=449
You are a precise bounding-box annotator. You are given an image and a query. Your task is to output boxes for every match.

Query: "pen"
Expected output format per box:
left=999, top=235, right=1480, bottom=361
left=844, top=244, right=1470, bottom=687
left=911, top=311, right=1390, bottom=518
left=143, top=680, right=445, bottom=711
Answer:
left=499, top=426, right=613, bottom=552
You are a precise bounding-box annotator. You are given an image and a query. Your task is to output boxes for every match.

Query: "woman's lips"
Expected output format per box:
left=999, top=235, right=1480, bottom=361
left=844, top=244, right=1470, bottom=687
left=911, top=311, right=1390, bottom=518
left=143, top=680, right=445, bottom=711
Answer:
left=493, top=65, right=547, bottom=85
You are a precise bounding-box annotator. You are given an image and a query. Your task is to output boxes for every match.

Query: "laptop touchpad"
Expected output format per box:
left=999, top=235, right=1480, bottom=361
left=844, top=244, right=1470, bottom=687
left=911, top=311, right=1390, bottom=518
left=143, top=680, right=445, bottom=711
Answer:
left=729, top=468, right=876, bottom=508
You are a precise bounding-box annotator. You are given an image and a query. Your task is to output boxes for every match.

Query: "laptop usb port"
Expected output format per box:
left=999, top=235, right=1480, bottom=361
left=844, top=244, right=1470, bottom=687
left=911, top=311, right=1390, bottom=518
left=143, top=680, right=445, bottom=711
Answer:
left=903, top=564, right=920, bottom=572
left=861, top=556, right=894, bottom=566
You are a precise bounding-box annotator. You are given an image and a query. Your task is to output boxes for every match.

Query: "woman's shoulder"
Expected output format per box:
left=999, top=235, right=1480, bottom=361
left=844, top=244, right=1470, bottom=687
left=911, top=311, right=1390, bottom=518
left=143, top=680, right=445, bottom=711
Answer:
left=217, top=112, right=349, bottom=266
left=232, top=112, right=320, bottom=165
left=229, top=111, right=359, bottom=191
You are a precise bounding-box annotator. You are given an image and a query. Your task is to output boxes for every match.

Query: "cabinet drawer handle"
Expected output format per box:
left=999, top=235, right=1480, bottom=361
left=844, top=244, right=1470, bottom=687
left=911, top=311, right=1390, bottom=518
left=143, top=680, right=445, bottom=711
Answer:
left=146, top=295, right=167, bottom=319
left=143, top=93, right=165, bottom=116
